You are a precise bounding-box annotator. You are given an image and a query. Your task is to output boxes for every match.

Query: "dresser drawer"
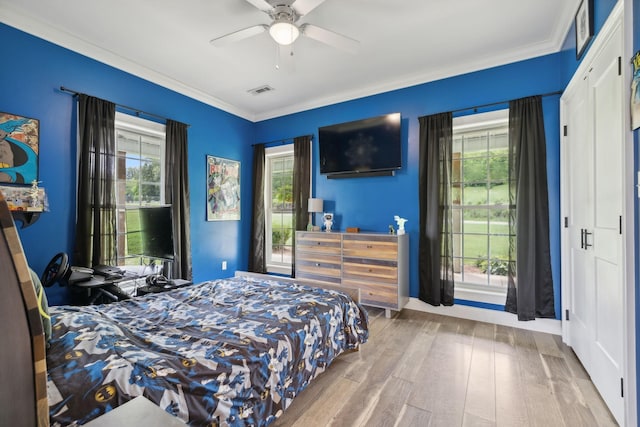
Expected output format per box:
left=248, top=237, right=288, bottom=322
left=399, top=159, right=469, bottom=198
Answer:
left=296, top=232, right=342, bottom=255
left=342, top=277, right=398, bottom=308
left=342, top=258, right=397, bottom=284
left=296, top=251, right=340, bottom=264
left=342, top=235, right=397, bottom=260
left=296, top=251, right=342, bottom=282
left=295, top=272, right=342, bottom=285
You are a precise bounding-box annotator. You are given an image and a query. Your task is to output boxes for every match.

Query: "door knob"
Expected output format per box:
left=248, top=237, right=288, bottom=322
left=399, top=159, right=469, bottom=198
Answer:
left=584, top=230, right=593, bottom=249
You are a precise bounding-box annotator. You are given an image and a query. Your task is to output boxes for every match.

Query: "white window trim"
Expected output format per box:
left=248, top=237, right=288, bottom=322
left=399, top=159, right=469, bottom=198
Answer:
left=263, top=142, right=314, bottom=276
left=115, top=112, right=165, bottom=137
left=452, top=109, right=509, bottom=305
left=115, top=112, right=167, bottom=206
left=453, top=109, right=508, bottom=132
left=265, top=145, right=295, bottom=275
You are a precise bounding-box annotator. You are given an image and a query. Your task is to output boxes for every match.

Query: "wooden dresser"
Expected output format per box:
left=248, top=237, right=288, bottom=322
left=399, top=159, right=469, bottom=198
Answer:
left=295, top=231, right=409, bottom=317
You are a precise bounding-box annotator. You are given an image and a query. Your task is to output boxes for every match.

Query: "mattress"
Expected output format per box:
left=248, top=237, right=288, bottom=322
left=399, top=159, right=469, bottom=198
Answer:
left=46, top=275, right=369, bottom=426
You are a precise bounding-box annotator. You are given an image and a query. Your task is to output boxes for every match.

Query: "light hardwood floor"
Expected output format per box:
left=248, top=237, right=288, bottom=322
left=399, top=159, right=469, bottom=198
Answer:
left=273, top=308, right=618, bottom=427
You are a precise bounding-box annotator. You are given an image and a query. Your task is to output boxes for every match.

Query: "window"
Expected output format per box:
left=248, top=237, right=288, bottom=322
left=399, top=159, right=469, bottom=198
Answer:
left=265, top=145, right=294, bottom=275
left=114, top=112, right=167, bottom=266
left=451, top=109, right=512, bottom=304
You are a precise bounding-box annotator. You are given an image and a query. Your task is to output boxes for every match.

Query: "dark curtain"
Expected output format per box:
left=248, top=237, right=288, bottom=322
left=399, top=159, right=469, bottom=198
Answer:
left=248, top=144, right=266, bottom=273
left=292, top=135, right=311, bottom=275
left=165, top=120, right=192, bottom=281
left=505, top=96, right=555, bottom=320
left=418, top=113, right=454, bottom=306
left=74, top=95, right=117, bottom=268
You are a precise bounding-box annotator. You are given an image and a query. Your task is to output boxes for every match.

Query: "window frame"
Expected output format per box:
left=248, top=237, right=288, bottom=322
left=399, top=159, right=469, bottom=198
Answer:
left=114, top=112, right=167, bottom=267
left=452, top=109, right=511, bottom=305
left=264, top=145, right=295, bottom=275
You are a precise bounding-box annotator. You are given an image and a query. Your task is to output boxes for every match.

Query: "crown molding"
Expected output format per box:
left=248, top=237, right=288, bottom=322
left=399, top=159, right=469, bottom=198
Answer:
left=1, top=1, right=574, bottom=123
left=254, top=38, right=563, bottom=121
left=0, top=4, right=257, bottom=122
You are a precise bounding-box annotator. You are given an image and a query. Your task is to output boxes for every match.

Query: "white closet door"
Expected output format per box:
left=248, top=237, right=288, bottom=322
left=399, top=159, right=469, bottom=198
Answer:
left=562, top=20, right=624, bottom=425
left=564, top=74, right=594, bottom=371
left=588, top=22, right=624, bottom=422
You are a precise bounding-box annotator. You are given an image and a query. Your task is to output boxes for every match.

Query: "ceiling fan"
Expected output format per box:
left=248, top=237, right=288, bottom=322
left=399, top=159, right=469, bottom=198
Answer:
left=210, top=0, right=359, bottom=54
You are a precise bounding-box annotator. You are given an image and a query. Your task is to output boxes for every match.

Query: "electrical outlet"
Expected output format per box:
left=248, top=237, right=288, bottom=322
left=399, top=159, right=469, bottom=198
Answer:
left=222, top=261, right=227, bottom=270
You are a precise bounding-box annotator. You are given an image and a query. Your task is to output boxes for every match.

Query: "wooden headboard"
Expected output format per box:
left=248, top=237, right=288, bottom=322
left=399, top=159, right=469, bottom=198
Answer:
left=0, top=191, right=49, bottom=426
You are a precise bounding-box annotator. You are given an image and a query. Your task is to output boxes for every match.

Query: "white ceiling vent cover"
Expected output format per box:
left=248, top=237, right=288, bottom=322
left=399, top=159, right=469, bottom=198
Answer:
left=247, top=85, right=275, bottom=96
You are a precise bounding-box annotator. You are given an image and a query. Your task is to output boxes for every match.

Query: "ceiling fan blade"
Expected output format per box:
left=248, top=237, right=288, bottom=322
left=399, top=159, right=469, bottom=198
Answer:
left=292, top=0, right=326, bottom=16
left=210, top=25, right=268, bottom=47
left=244, top=0, right=273, bottom=12
left=300, top=24, right=359, bottom=54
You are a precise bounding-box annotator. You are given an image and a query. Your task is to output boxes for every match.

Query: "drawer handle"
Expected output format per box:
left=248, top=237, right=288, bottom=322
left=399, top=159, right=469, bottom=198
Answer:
left=366, top=245, right=373, bottom=249
left=315, top=263, right=321, bottom=267
left=368, top=268, right=373, bottom=272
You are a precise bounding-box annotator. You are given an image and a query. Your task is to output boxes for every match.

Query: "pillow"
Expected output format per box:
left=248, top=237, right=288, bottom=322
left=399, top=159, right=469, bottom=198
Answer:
left=29, top=267, right=51, bottom=344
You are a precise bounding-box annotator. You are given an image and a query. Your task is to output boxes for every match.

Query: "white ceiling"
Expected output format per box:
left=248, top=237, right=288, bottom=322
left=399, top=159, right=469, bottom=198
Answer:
left=0, top=0, right=579, bottom=122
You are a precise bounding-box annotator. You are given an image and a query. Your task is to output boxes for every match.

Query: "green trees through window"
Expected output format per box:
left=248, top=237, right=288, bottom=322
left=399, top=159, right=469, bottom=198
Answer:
left=125, top=160, right=161, bottom=204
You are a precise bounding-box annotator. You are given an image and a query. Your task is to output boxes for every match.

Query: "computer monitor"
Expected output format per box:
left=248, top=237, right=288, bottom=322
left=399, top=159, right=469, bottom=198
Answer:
left=127, top=206, right=175, bottom=261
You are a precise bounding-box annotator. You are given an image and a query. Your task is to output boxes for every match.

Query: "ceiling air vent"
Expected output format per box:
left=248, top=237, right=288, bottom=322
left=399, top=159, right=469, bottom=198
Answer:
left=247, top=85, right=275, bottom=96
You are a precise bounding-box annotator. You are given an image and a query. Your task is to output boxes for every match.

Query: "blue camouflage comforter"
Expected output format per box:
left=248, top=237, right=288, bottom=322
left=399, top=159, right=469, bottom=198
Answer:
left=46, top=276, right=369, bottom=426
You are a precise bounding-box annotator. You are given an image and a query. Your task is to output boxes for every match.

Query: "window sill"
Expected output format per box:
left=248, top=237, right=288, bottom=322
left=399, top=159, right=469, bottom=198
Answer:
left=266, top=264, right=292, bottom=276
left=454, top=284, right=507, bottom=306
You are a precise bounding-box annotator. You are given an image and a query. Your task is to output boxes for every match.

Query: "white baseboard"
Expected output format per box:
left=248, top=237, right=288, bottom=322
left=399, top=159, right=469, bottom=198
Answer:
left=404, top=297, right=562, bottom=336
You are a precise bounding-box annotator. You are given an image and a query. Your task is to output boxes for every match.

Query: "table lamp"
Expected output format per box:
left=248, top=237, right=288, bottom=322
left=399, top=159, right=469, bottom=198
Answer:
left=307, top=198, right=323, bottom=231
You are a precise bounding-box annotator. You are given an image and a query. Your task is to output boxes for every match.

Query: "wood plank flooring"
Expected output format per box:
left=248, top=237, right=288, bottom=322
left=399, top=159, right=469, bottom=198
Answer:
left=273, top=308, right=618, bottom=427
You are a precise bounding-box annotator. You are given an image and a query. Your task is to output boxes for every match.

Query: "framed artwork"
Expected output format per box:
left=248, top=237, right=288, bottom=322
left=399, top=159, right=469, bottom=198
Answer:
left=0, top=112, right=39, bottom=184
left=575, top=0, right=594, bottom=60
left=206, top=155, right=240, bottom=221
left=632, top=51, right=640, bottom=130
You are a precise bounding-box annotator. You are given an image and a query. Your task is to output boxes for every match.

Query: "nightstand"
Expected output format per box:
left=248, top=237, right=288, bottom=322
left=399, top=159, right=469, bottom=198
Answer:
left=83, top=396, right=186, bottom=426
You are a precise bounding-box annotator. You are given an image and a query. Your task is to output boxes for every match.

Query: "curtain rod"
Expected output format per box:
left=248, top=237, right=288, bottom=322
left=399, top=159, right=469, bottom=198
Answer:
left=449, top=90, right=563, bottom=115
left=252, top=134, right=314, bottom=147
left=59, top=86, right=190, bottom=127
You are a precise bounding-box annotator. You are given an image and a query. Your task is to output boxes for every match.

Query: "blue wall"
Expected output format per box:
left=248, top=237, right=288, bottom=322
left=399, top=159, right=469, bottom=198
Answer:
left=0, top=0, right=625, bottom=319
left=255, top=53, right=565, bottom=318
left=0, top=0, right=637, bottom=416
left=252, top=0, right=621, bottom=321
left=0, top=18, right=575, bottom=318
left=0, top=23, right=254, bottom=305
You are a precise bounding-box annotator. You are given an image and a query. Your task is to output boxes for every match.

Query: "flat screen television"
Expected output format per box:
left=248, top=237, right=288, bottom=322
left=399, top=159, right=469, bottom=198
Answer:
left=319, top=113, right=401, bottom=177
left=126, top=206, right=175, bottom=261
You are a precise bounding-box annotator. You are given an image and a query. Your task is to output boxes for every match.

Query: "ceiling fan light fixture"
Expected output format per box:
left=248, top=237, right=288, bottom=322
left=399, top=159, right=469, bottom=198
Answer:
left=269, top=20, right=300, bottom=45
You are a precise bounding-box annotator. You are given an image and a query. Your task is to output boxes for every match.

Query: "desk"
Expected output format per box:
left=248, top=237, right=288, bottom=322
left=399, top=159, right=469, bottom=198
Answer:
left=136, top=279, right=192, bottom=296
left=71, top=273, right=139, bottom=304
left=72, top=273, right=119, bottom=288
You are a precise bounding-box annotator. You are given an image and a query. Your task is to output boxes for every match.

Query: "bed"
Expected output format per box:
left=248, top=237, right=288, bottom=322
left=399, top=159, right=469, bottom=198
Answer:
left=0, top=192, right=369, bottom=427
